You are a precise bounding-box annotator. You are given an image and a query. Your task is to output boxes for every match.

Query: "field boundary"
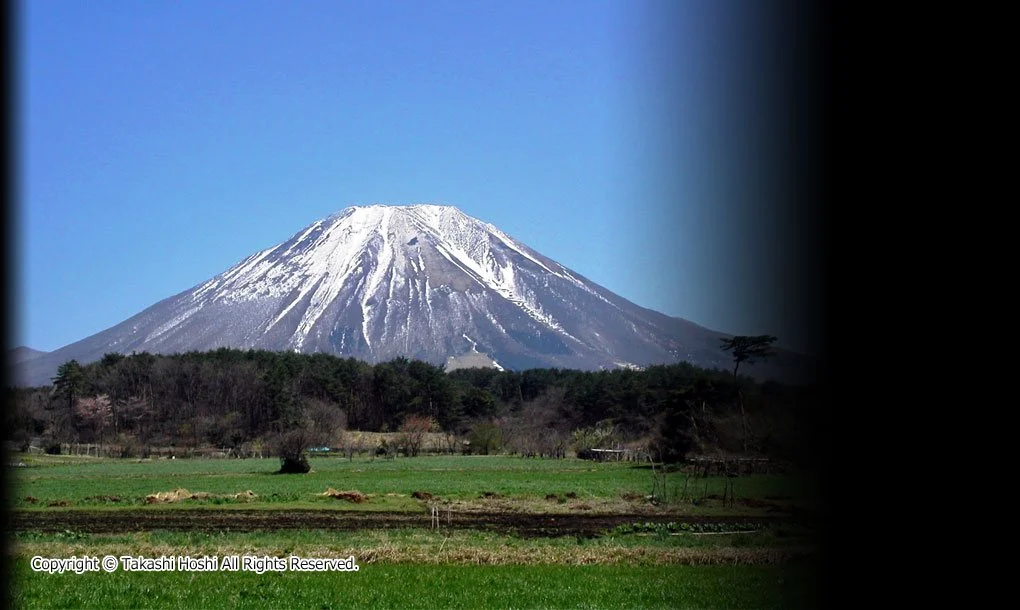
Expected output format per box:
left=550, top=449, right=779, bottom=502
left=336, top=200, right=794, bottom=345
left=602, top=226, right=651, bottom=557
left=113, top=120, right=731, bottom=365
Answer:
left=13, top=509, right=797, bottom=537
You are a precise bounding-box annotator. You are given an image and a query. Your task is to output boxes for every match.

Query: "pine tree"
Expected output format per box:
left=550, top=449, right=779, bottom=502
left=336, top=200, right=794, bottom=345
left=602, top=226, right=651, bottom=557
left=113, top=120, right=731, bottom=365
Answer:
left=719, top=335, right=778, bottom=454
left=719, top=335, right=778, bottom=379
left=52, top=360, right=85, bottom=416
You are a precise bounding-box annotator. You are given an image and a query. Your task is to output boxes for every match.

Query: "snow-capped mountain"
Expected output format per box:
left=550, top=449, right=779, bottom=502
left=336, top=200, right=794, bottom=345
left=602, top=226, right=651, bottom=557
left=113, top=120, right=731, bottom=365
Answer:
left=14, top=205, right=809, bottom=387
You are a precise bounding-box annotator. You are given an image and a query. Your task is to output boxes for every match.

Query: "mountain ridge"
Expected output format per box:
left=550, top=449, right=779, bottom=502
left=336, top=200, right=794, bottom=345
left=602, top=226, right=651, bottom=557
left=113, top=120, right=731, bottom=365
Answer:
left=13, top=204, right=812, bottom=387
left=9, top=346, right=48, bottom=365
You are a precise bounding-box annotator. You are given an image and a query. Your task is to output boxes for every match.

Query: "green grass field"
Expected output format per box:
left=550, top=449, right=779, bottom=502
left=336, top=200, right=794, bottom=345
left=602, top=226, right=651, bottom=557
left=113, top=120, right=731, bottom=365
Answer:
left=10, top=454, right=823, bottom=609
left=13, top=525, right=815, bottom=565
left=13, top=454, right=814, bottom=514
left=9, top=562, right=820, bottom=609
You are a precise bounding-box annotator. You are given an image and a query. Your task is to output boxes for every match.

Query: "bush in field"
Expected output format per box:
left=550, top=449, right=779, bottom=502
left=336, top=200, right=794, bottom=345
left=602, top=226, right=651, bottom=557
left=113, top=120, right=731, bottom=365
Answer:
left=273, top=427, right=323, bottom=473
left=375, top=438, right=396, bottom=459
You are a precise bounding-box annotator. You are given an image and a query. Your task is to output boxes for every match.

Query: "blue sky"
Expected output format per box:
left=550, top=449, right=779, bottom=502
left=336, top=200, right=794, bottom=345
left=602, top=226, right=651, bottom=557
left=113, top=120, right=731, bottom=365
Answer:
left=14, top=0, right=816, bottom=355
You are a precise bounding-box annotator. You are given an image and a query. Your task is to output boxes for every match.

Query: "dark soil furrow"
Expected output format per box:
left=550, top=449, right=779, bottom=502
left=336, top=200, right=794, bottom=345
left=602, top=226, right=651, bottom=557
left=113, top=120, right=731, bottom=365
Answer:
left=13, top=510, right=796, bottom=537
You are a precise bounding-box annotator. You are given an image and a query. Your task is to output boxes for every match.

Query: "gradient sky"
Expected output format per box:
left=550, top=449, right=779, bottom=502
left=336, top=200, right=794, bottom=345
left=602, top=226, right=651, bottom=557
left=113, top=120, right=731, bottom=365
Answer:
left=13, top=0, right=817, bottom=355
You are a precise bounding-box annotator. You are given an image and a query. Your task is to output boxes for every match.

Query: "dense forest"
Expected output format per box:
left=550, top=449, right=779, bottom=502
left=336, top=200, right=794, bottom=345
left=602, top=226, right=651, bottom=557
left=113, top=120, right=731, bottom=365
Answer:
left=5, top=348, right=822, bottom=465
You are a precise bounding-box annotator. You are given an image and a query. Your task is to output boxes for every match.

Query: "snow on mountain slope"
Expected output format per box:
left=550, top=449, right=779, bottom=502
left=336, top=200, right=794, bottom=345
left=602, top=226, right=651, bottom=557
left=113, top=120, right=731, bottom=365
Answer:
left=14, top=204, right=809, bottom=387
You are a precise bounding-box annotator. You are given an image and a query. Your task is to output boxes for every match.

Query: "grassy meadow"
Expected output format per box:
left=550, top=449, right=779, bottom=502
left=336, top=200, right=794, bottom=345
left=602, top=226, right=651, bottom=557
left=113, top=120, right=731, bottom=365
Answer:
left=12, top=454, right=815, bottom=514
left=10, top=562, right=821, bottom=609
left=8, top=453, right=823, bottom=609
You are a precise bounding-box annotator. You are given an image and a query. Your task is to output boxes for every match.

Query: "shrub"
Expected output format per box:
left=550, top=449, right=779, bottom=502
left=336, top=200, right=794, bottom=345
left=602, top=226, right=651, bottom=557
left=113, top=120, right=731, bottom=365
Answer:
left=274, top=428, right=318, bottom=474
left=468, top=422, right=502, bottom=455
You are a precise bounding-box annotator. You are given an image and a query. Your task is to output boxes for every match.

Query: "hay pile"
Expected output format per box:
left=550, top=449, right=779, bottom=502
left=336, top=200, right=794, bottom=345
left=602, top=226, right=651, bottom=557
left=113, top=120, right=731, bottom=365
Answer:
left=144, top=488, right=258, bottom=504
left=145, top=488, right=196, bottom=504
left=321, top=488, right=367, bottom=503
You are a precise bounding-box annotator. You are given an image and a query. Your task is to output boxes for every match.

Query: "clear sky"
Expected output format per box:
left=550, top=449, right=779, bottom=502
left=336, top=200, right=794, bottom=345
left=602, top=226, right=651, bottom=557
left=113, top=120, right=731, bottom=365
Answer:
left=13, top=0, right=820, bottom=355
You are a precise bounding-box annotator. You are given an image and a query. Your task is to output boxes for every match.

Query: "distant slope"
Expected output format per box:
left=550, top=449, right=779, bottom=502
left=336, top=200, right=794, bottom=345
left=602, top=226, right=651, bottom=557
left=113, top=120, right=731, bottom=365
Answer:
left=9, top=346, right=47, bottom=364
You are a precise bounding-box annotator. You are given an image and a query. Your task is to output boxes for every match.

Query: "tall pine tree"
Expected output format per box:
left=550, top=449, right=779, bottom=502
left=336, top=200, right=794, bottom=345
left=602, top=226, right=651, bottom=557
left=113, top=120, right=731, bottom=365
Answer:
left=52, top=360, right=85, bottom=416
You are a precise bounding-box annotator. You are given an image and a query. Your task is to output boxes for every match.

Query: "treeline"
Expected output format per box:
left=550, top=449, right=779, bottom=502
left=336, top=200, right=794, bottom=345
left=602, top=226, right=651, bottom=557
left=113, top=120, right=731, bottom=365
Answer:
left=5, top=349, right=821, bottom=464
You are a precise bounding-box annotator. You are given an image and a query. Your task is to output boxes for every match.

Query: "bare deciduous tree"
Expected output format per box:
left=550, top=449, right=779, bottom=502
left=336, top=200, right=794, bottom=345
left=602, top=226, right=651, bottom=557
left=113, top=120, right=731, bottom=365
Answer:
left=397, top=414, right=438, bottom=457
left=305, top=398, right=347, bottom=447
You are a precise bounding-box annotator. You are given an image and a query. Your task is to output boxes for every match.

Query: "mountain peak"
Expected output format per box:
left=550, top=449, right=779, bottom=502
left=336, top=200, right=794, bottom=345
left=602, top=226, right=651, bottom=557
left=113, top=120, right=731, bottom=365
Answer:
left=13, top=205, right=812, bottom=387
left=332, top=202, right=463, bottom=216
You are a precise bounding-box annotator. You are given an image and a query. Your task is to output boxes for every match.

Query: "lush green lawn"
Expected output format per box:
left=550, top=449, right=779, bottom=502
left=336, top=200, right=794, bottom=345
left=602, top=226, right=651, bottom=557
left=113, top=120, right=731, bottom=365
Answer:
left=9, top=561, right=821, bottom=609
left=12, top=454, right=814, bottom=512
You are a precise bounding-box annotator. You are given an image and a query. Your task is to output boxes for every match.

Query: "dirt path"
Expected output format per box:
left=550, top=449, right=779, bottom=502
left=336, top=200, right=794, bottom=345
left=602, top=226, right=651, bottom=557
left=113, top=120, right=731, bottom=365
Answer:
left=13, top=510, right=796, bottom=538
